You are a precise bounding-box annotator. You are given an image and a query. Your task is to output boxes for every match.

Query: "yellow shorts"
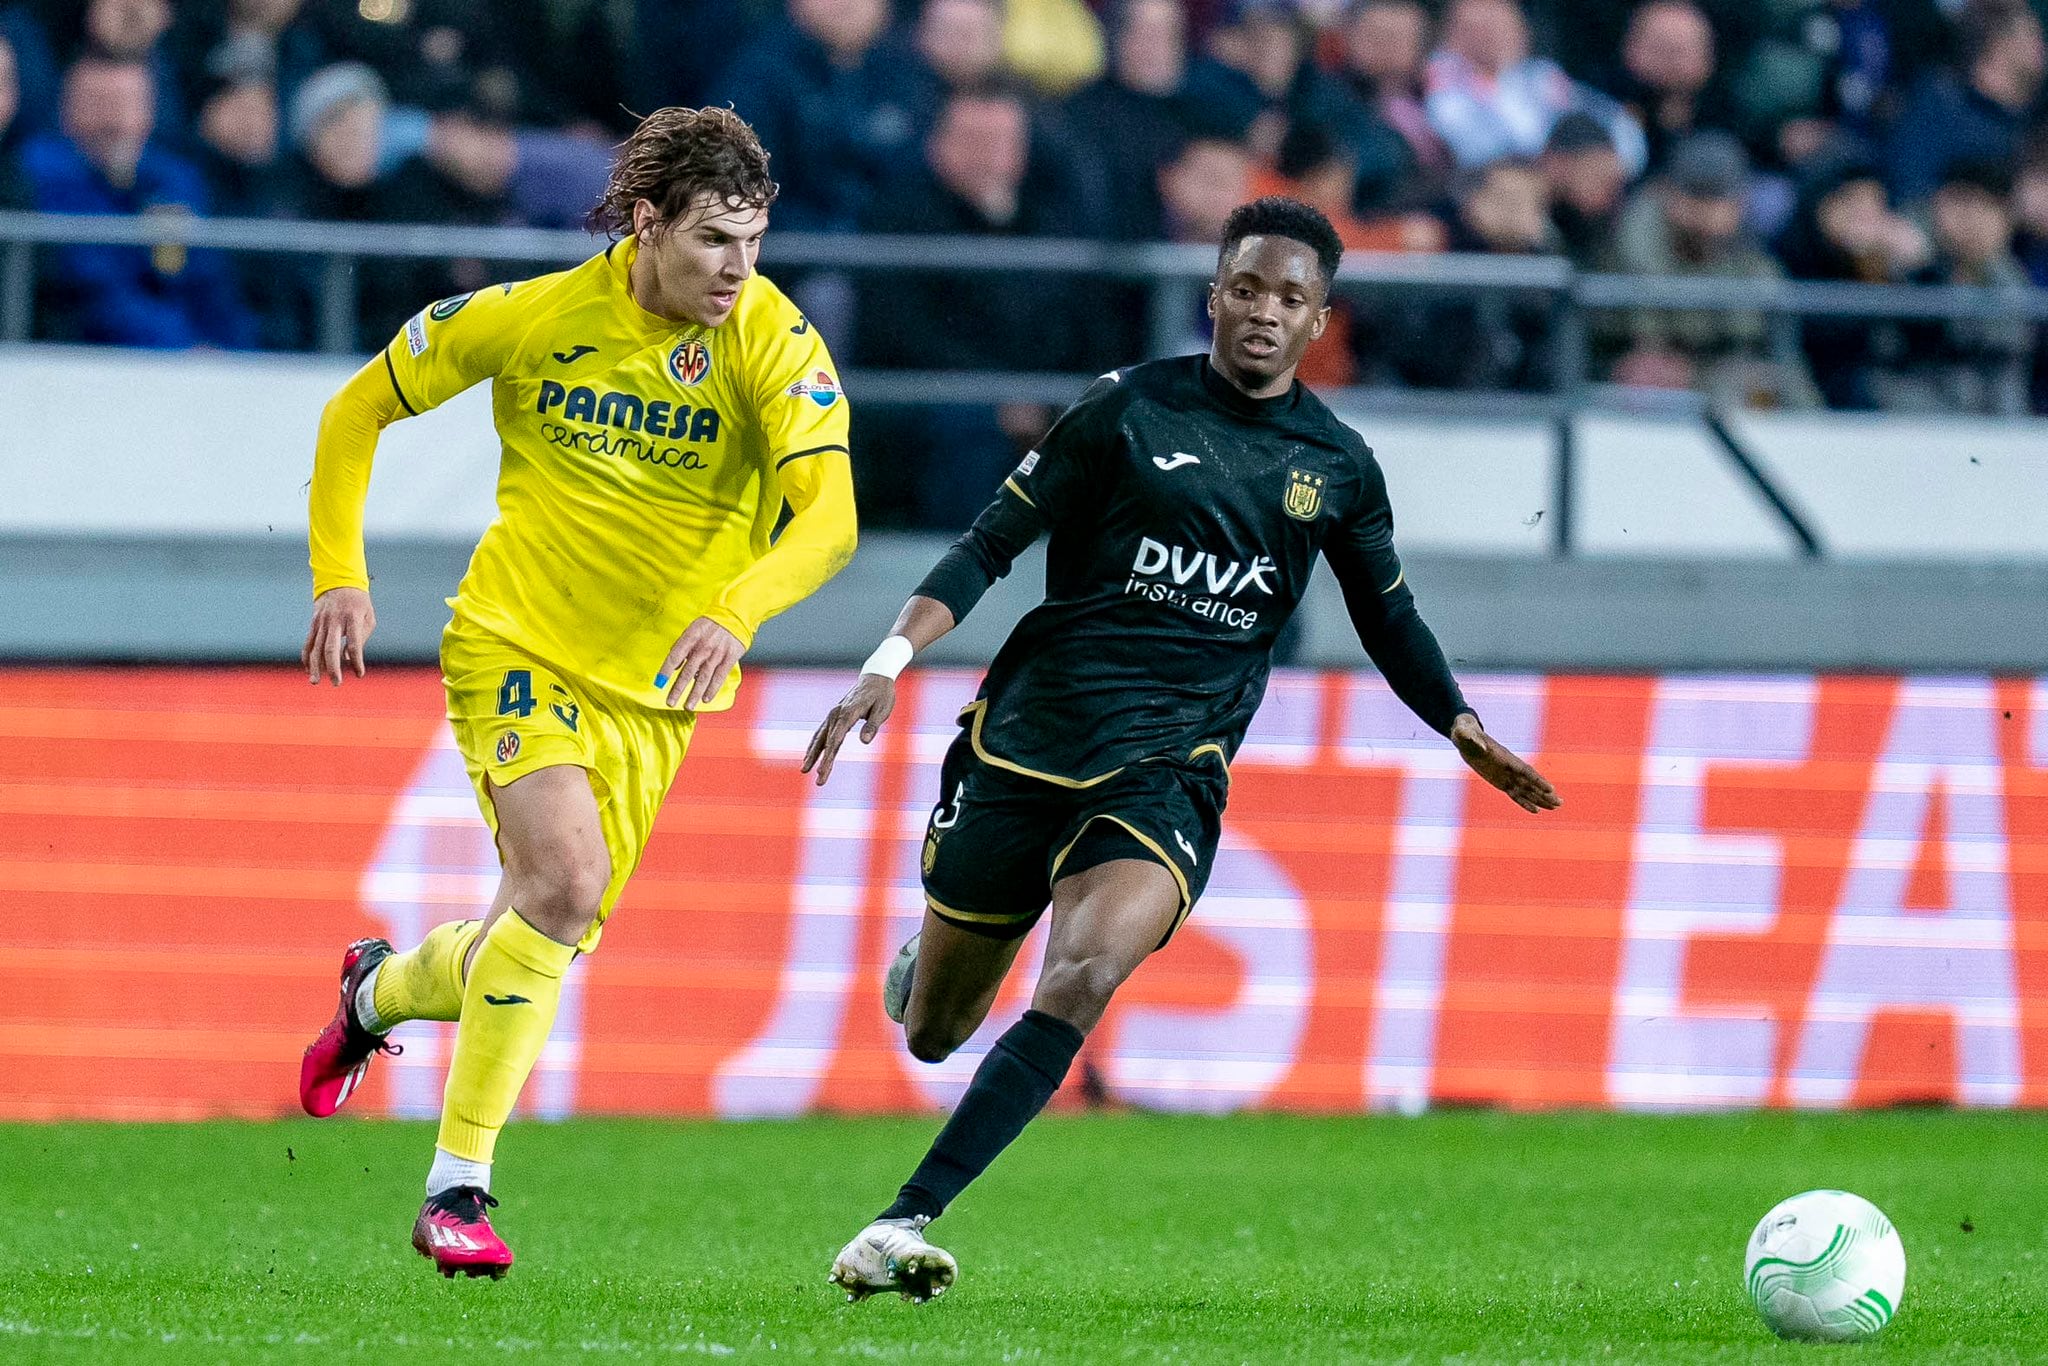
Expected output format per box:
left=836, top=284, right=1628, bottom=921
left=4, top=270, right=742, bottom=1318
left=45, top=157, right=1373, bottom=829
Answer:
left=442, top=618, right=696, bottom=954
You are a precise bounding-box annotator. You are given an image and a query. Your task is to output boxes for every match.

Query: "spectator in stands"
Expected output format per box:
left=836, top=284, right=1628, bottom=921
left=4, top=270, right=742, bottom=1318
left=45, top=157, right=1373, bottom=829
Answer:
left=192, top=41, right=317, bottom=350
left=1382, top=157, right=1560, bottom=390
left=1338, top=0, right=1449, bottom=203
left=193, top=42, right=291, bottom=219
left=0, top=30, right=25, bottom=209
left=78, top=0, right=186, bottom=144
left=0, top=4, right=57, bottom=143
left=1610, top=0, right=1731, bottom=175
left=1602, top=130, right=1817, bottom=405
left=1775, top=145, right=1929, bottom=407
left=1540, top=111, right=1628, bottom=267
left=22, top=52, right=256, bottom=348
left=857, top=84, right=1095, bottom=525
left=1145, top=135, right=1252, bottom=361
left=1065, top=0, right=1198, bottom=241
left=284, top=61, right=492, bottom=344
left=1183, top=2, right=1304, bottom=156
left=913, top=0, right=1106, bottom=240
left=1248, top=121, right=1442, bottom=388
left=1004, top=0, right=1107, bottom=96
left=2012, top=147, right=2048, bottom=410
left=1185, top=2, right=1385, bottom=161
left=713, top=0, right=926, bottom=232
left=304, top=0, right=526, bottom=117
left=1731, top=0, right=1953, bottom=164
left=1883, top=159, right=2033, bottom=413
left=173, top=0, right=327, bottom=121
left=1158, top=134, right=1252, bottom=255
left=1887, top=0, right=2045, bottom=205
left=1425, top=0, right=1648, bottom=177
left=917, top=0, right=1007, bottom=99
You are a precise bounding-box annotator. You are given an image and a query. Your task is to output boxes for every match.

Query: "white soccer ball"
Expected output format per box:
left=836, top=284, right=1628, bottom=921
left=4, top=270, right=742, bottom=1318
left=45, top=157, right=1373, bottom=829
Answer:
left=1744, top=1190, right=1906, bottom=1342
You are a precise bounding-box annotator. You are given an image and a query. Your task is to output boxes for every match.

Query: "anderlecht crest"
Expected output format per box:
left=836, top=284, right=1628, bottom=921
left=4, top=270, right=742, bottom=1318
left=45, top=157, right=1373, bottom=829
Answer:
left=1284, top=467, right=1326, bottom=521
left=668, top=338, right=712, bottom=387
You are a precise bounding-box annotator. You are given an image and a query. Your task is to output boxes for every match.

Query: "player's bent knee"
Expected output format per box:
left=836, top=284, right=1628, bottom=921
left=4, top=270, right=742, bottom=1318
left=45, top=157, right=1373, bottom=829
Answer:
left=904, top=1022, right=964, bottom=1065
left=506, top=853, right=610, bottom=941
left=1034, top=953, right=1128, bottom=1022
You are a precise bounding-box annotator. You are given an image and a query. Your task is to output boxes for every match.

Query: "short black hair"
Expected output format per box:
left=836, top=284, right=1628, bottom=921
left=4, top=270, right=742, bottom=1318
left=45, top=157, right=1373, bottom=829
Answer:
left=1218, top=196, right=1344, bottom=291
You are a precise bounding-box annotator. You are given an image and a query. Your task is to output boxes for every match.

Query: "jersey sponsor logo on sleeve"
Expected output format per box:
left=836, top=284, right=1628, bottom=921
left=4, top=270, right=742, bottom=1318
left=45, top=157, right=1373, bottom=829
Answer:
left=785, top=370, right=841, bottom=408
left=405, top=312, right=428, bottom=356
left=1283, top=467, right=1326, bottom=521
left=668, top=338, right=713, bottom=387
left=1017, top=450, right=1041, bottom=475
left=428, top=292, right=473, bottom=321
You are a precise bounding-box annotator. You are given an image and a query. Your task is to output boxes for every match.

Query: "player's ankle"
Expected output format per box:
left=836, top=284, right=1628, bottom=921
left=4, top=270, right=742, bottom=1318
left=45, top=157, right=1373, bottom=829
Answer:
left=427, top=1148, right=492, bottom=1197
left=353, top=962, right=389, bottom=1034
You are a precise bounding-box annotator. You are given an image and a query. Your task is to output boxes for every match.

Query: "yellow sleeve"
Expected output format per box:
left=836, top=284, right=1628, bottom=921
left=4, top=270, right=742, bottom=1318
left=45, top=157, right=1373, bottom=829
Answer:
left=306, top=285, right=528, bottom=597
left=705, top=450, right=857, bottom=644
left=701, top=312, right=857, bottom=642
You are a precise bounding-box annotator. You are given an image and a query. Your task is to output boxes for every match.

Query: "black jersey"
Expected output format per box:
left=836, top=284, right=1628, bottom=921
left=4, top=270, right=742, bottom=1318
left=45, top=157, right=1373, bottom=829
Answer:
left=916, top=354, right=1469, bottom=784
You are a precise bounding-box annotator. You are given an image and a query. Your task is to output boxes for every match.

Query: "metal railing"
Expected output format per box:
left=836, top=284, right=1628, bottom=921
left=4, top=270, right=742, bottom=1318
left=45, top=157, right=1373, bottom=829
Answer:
left=4, top=210, right=2045, bottom=557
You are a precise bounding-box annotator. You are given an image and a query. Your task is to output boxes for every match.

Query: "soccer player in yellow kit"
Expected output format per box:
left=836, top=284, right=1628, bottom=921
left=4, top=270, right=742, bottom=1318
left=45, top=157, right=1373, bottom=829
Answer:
left=295, top=108, right=857, bottom=1278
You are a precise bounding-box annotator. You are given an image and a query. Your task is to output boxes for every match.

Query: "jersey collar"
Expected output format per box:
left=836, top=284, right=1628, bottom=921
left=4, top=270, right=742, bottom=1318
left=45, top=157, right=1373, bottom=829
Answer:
left=1199, top=356, right=1302, bottom=421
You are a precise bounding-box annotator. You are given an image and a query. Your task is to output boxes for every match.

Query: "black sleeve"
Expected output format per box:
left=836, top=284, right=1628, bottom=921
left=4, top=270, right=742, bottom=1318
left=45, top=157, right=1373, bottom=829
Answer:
left=1322, top=450, right=1473, bottom=736
left=913, top=487, right=1044, bottom=622
left=912, top=374, right=1119, bottom=622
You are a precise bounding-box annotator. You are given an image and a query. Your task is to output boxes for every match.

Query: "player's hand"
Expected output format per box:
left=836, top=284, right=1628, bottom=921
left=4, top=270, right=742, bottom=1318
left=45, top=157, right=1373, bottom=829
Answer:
left=303, top=586, right=375, bottom=686
left=1450, top=713, right=1561, bottom=814
left=657, top=617, right=747, bottom=709
left=801, top=673, right=896, bottom=786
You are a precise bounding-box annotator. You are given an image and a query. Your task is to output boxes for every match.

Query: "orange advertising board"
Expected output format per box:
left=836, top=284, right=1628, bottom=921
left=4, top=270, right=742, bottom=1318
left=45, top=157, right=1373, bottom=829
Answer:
left=2, top=667, right=2045, bottom=1120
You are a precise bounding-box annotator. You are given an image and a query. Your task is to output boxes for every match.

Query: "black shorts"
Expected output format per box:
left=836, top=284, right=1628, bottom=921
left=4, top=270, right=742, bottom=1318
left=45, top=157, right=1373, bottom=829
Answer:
left=919, top=722, right=1228, bottom=946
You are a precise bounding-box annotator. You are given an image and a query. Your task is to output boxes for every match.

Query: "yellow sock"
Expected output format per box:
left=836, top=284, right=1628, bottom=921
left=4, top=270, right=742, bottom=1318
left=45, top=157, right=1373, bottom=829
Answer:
left=370, top=919, right=484, bottom=1027
left=436, top=910, right=576, bottom=1162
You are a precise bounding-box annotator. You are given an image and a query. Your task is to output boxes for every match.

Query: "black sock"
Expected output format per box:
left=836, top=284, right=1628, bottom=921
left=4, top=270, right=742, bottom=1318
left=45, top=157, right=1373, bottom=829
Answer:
left=880, top=1009, right=1085, bottom=1223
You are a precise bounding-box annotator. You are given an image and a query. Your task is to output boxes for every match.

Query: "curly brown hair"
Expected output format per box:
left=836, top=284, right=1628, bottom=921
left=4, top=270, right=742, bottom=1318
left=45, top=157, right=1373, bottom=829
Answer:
left=587, top=106, right=779, bottom=239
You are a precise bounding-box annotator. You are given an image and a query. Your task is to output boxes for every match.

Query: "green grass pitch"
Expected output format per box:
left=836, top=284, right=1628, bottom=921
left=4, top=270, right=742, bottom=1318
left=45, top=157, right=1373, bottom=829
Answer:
left=1, top=1111, right=2042, bottom=1362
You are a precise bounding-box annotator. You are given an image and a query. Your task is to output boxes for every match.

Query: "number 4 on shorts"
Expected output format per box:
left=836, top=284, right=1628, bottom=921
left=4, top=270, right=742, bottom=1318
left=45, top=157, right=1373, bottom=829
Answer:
left=497, top=669, right=537, bottom=718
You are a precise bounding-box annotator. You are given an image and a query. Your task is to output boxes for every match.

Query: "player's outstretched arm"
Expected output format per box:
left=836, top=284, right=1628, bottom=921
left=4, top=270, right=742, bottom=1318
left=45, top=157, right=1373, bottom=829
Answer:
left=303, top=353, right=410, bottom=687
left=802, top=595, right=957, bottom=784
left=803, top=466, right=1051, bottom=783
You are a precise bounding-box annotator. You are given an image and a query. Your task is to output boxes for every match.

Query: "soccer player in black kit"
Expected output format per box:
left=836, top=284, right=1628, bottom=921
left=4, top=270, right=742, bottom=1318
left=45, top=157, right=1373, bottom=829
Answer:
left=804, top=197, right=1561, bottom=1303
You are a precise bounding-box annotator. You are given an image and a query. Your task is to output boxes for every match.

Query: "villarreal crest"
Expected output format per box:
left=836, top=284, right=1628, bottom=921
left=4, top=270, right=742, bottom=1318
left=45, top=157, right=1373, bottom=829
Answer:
left=1283, top=467, right=1325, bottom=521
left=668, top=338, right=712, bottom=387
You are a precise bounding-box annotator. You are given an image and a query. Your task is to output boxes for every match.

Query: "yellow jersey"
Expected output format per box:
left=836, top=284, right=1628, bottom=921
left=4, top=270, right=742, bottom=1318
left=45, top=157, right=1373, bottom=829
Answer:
left=308, top=236, right=857, bottom=712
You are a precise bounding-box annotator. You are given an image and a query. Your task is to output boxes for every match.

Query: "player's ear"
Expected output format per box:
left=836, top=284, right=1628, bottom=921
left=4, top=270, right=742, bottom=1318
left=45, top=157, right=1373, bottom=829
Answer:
left=630, top=198, right=658, bottom=240
left=1309, top=303, right=1330, bottom=342
left=1205, top=282, right=1217, bottom=321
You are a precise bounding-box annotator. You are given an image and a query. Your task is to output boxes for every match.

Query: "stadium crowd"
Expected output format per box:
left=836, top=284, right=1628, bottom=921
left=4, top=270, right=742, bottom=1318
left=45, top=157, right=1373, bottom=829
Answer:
left=2, top=0, right=2045, bottom=514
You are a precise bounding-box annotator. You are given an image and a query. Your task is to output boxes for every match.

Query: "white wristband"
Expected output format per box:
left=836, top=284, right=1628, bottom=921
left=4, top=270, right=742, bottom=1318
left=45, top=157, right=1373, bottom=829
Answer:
left=860, top=634, right=915, bottom=680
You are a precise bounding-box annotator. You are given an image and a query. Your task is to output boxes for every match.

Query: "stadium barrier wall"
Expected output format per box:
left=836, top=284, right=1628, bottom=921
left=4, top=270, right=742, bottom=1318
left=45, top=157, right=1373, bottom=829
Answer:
left=8, top=346, right=2048, bottom=561
left=5, top=665, right=2046, bottom=1120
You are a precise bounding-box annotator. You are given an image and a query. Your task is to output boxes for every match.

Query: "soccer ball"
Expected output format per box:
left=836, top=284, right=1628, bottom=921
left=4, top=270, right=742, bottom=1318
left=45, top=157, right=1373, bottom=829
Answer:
left=1744, top=1190, right=1906, bottom=1342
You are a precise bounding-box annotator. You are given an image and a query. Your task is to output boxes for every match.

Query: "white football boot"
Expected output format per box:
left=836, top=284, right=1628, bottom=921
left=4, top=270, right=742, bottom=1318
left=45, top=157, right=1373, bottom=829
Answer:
left=829, top=1215, right=957, bottom=1303
left=883, top=932, right=920, bottom=1025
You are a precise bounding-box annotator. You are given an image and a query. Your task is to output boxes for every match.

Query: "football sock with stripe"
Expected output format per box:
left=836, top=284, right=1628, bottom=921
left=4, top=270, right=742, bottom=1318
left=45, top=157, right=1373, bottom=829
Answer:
left=364, top=918, right=485, bottom=1030
left=436, top=910, right=576, bottom=1163
left=880, top=1009, right=1085, bottom=1223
